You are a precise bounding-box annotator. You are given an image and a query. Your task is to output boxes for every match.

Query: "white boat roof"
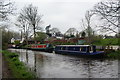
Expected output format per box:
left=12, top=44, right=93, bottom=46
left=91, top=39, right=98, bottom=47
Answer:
left=56, top=45, right=91, bottom=47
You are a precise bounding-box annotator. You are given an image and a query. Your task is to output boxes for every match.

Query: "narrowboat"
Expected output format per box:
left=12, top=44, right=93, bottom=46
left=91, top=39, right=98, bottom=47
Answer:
left=27, top=44, right=53, bottom=53
left=9, top=44, right=21, bottom=49
left=55, top=45, right=105, bottom=56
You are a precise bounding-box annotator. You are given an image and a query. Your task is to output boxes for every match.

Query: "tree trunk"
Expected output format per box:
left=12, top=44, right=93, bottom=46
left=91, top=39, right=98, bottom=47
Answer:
left=34, top=27, right=36, bottom=39
left=118, top=1, right=120, bottom=52
left=33, top=24, right=36, bottom=43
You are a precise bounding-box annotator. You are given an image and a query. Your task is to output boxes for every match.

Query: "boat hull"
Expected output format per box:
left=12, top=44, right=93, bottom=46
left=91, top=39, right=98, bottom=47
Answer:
left=29, top=48, right=53, bottom=53
left=55, top=50, right=105, bottom=58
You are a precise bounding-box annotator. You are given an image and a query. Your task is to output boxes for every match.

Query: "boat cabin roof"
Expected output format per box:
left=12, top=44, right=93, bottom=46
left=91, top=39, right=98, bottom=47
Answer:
left=56, top=45, right=92, bottom=47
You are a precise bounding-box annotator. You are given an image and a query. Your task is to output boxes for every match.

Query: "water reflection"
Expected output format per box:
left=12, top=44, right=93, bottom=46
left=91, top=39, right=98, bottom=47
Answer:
left=8, top=49, right=118, bottom=78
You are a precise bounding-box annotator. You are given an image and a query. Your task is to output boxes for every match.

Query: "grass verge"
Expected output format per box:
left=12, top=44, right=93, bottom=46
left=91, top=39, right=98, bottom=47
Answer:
left=2, top=50, right=35, bottom=78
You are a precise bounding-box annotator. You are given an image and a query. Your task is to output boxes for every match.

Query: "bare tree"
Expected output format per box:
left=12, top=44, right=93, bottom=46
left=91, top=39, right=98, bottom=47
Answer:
left=85, top=11, right=94, bottom=37
left=93, top=0, right=120, bottom=34
left=81, top=11, right=95, bottom=44
left=16, top=16, right=27, bottom=36
left=15, top=16, right=32, bottom=45
left=0, top=0, right=14, bottom=21
left=19, top=4, right=43, bottom=39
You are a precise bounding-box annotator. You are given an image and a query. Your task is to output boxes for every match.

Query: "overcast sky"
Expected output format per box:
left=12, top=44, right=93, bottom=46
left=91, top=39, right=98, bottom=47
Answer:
left=11, top=0, right=102, bottom=33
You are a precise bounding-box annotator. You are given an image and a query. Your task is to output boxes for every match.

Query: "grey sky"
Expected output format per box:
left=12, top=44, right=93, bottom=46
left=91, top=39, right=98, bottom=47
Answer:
left=11, top=0, right=101, bottom=33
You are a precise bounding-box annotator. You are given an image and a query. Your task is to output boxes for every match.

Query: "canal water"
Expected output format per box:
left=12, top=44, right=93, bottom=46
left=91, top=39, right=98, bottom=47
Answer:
left=8, top=49, right=119, bottom=78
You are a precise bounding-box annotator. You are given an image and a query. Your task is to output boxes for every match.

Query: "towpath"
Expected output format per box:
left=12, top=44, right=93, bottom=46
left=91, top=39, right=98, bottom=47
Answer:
left=1, top=52, right=13, bottom=79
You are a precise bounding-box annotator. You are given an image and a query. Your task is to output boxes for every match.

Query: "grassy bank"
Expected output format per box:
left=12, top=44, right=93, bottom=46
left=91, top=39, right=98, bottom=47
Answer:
left=106, top=50, right=120, bottom=59
left=93, top=38, right=120, bottom=46
left=2, top=50, right=35, bottom=78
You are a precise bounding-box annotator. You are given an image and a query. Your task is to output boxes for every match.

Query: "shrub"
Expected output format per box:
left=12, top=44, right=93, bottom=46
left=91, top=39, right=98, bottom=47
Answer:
left=107, top=50, right=120, bottom=59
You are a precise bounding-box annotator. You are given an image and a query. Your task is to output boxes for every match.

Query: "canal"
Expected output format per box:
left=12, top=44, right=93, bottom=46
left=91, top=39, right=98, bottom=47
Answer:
left=8, top=49, right=119, bottom=78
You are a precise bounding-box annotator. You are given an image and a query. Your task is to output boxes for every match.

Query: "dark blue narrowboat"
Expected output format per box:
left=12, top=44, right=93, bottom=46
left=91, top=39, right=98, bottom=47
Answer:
left=55, top=45, right=105, bottom=56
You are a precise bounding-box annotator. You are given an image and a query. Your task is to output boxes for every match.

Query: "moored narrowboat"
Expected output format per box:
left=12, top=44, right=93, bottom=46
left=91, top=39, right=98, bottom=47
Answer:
left=27, top=44, right=53, bottom=53
left=55, top=45, right=105, bottom=56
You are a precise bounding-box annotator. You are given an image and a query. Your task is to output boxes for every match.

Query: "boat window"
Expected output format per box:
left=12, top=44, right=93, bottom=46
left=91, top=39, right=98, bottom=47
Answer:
left=61, top=47, right=66, bottom=50
left=46, top=44, right=49, bottom=47
left=89, top=46, right=93, bottom=53
left=74, top=47, right=80, bottom=51
left=49, top=44, right=53, bottom=47
left=68, top=47, right=75, bottom=51
left=56, top=46, right=61, bottom=50
left=80, top=47, right=87, bottom=52
left=68, top=47, right=73, bottom=50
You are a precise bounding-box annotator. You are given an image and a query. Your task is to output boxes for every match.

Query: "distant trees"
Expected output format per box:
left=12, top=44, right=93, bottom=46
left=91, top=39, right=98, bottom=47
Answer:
left=79, top=0, right=120, bottom=45
left=0, top=0, right=15, bottom=49
left=50, top=28, right=61, bottom=36
left=93, top=0, right=120, bottom=34
left=18, top=4, right=43, bottom=39
left=35, top=32, right=48, bottom=43
left=0, top=26, right=20, bottom=49
left=0, top=0, right=14, bottom=21
left=45, top=25, right=51, bottom=37
left=64, top=28, right=78, bottom=38
left=45, top=25, right=63, bottom=37
left=115, top=32, right=120, bottom=38
left=81, top=31, right=86, bottom=38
